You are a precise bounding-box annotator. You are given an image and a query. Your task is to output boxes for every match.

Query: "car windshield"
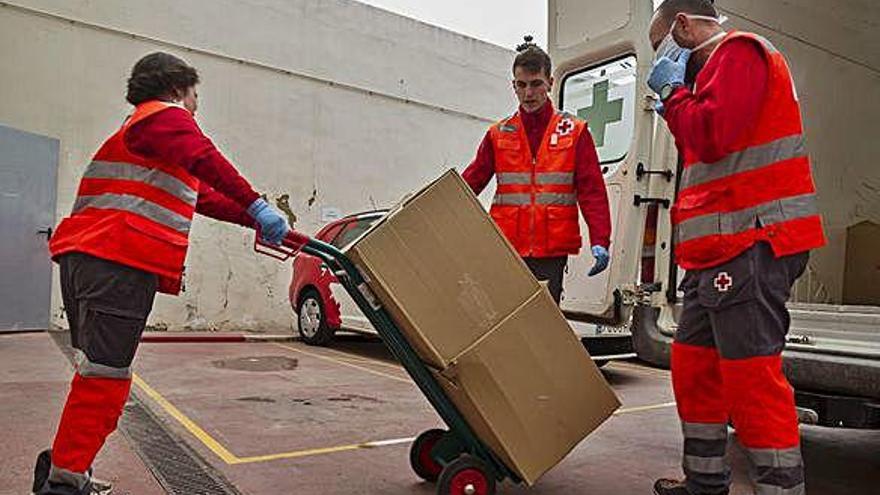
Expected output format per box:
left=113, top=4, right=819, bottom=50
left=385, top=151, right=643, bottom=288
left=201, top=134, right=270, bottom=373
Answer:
left=331, top=216, right=382, bottom=249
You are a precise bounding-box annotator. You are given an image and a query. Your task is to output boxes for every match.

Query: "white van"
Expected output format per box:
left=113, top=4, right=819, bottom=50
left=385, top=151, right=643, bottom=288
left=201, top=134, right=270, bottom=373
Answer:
left=551, top=0, right=880, bottom=428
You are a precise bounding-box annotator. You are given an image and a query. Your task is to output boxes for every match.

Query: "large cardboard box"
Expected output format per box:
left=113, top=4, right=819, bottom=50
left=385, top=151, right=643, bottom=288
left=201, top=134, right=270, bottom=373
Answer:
left=433, top=288, right=621, bottom=485
left=345, top=169, right=541, bottom=369
left=345, top=170, right=620, bottom=484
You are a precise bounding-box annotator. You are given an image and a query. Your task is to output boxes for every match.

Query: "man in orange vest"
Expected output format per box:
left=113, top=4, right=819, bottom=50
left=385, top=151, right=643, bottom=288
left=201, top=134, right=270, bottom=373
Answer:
left=646, top=1, right=825, bottom=495
left=463, top=37, right=612, bottom=304
left=31, top=52, right=292, bottom=495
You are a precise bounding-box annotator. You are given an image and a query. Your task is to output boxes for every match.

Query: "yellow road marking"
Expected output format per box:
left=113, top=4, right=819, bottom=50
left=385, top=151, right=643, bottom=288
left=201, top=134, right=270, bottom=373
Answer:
left=235, top=437, right=416, bottom=464
left=273, top=343, right=412, bottom=384
left=614, top=402, right=677, bottom=415
left=133, top=372, right=417, bottom=465
left=318, top=345, right=405, bottom=371
left=133, top=349, right=676, bottom=467
left=132, top=373, right=239, bottom=464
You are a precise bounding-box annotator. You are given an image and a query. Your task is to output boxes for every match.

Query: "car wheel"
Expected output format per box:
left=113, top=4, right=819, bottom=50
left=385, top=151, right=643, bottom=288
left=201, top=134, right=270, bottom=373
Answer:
left=297, top=289, right=336, bottom=346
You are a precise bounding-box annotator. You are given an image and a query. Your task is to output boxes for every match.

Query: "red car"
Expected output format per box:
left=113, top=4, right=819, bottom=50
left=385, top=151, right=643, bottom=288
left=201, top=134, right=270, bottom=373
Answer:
left=289, top=210, right=387, bottom=345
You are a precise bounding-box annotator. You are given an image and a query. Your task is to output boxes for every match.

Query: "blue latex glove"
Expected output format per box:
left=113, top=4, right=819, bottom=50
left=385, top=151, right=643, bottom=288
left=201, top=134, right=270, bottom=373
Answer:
left=654, top=99, right=666, bottom=116
left=247, top=198, right=291, bottom=245
left=647, top=49, right=691, bottom=95
left=588, top=245, right=610, bottom=277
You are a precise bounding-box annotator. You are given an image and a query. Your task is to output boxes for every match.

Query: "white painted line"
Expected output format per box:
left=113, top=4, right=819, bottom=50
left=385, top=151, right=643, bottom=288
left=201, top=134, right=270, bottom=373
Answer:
left=363, top=437, right=417, bottom=448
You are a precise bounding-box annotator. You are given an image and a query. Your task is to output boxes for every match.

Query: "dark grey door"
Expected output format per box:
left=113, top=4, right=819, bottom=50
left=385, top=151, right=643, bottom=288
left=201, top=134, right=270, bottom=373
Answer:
left=0, top=124, right=59, bottom=331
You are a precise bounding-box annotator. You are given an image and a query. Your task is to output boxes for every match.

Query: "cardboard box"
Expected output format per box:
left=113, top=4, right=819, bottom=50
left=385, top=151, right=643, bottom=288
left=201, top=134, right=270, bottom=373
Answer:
left=345, top=170, right=541, bottom=369
left=345, top=170, right=620, bottom=484
left=433, top=289, right=620, bottom=485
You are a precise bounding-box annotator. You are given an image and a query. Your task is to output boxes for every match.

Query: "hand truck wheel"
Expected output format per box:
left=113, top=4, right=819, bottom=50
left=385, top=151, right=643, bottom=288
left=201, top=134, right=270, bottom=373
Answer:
left=410, top=429, right=447, bottom=482
left=437, top=454, right=496, bottom=495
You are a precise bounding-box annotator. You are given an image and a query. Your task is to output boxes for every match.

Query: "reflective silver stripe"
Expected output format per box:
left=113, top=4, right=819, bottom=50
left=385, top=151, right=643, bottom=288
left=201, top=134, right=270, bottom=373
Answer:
left=75, top=350, right=132, bottom=379
left=73, top=193, right=191, bottom=234
left=496, top=172, right=531, bottom=185
left=493, top=193, right=531, bottom=205
left=49, top=465, right=90, bottom=490
left=493, top=192, right=577, bottom=206
left=536, top=172, right=574, bottom=185
left=745, top=447, right=804, bottom=468
left=753, top=34, right=779, bottom=54
left=682, top=422, right=728, bottom=441
left=676, top=193, right=818, bottom=245
left=755, top=483, right=805, bottom=495
left=83, top=160, right=197, bottom=207
left=536, top=192, right=576, bottom=205
left=683, top=455, right=727, bottom=474
left=682, top=135, right=806, bottom=189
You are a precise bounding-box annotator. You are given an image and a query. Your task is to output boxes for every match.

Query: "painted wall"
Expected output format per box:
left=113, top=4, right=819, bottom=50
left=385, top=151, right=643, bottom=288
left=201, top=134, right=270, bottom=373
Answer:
left=0, top=0, right=516, bottom=330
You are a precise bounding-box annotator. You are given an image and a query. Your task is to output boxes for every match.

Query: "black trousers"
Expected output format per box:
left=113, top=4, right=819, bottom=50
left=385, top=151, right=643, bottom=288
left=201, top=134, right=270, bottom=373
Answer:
left=59, top=252, right=158, bottom=365
left=523, top=256, right=567, bottom=304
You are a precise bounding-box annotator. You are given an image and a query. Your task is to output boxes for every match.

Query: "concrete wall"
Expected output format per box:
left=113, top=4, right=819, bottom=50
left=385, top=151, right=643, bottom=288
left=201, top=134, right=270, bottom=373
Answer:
left=0, top=0, right=516, bottom=330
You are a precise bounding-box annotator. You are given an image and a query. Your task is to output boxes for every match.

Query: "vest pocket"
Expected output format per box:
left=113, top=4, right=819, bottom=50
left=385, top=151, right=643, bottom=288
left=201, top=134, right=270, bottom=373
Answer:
left=546, top=206, right=581, bottom=253
left=490, top=205, right=521, bottom=248
left=122, top=214, right=188, bottom=272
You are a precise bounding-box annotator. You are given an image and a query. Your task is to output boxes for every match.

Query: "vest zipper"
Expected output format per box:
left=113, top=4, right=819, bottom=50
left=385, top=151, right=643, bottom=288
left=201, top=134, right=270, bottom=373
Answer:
left=530, top=157, right=537, bottom=256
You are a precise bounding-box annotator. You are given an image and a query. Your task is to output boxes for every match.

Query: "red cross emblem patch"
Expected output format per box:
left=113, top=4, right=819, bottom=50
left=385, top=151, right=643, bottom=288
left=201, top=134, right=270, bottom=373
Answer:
left=555, top=118, right=574, bottom=136
left=714, top=272, right=733, bottom=292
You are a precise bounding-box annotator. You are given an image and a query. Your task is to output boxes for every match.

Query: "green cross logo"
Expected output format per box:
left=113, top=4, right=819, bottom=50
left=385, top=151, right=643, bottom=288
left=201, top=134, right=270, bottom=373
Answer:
left=576, top=80, right=623, bottom=148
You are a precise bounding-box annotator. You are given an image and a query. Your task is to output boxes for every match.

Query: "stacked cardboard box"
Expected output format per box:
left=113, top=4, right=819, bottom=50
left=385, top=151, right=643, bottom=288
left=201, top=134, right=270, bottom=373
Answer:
left=345, top=170, right=620, bottom=485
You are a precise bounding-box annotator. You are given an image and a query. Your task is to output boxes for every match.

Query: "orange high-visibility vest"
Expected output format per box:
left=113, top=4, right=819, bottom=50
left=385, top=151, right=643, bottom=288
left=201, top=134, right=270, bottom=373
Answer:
left=672, top=31, right=826, bottom=269
left=488, top=110, right=584, bottom=258
left=50, top=101, right=200, bottom=294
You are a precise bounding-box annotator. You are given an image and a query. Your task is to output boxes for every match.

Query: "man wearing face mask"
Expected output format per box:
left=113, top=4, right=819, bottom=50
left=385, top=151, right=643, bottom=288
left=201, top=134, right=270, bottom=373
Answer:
left=463, top=36, right=612, bottom=304
left=32, top=52, right=292, bottom=495
left=646, top=1, right=825, bottom=495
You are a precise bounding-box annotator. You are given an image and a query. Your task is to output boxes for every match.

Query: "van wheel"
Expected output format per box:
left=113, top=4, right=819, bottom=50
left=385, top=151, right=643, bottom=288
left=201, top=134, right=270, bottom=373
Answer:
left=297, top=289, right=335, bottom=346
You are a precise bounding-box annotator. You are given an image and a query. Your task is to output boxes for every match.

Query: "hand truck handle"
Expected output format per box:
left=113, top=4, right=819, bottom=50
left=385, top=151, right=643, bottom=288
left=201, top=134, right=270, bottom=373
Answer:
left=254, top=229, right=312, bottom=261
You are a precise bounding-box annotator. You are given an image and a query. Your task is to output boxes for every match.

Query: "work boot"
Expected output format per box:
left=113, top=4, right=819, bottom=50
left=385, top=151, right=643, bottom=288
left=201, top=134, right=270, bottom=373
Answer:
left=31, top=449, right=112, bottom=495
left=88, top=477, right=112, bottom=495
left=32, top=450, right=51, bottom=494
left=653, top=479, right=729, bottom=495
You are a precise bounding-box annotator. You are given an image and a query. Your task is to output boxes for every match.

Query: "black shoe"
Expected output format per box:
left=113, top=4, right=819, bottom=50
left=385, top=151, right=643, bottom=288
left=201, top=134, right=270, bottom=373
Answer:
left=87, top=477, right=112, bottom=495
left=32, top=450, right=52, bottom=493
left=653, top=479, right=693, bottom=495
left=31, top=449, right=112, bottom=495
left=653, top=478, right=729, bottom=495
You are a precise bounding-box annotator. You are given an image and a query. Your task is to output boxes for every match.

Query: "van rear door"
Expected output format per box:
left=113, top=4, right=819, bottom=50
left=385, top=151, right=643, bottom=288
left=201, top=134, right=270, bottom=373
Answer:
left=549, top=0, right=661, bottom=323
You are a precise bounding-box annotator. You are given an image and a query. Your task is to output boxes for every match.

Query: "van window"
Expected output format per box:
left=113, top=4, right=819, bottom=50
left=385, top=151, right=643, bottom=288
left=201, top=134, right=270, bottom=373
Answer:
left=560, top=55, right=637, bottom=170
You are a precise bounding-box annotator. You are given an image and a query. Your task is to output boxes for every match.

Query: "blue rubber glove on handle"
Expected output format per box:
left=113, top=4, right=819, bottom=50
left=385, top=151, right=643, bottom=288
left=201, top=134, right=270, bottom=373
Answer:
left=647, top=49, right=691, bottom=95
left=247, top=198, right=291, bottom=245
left=588, top=245, right=610, bottom=277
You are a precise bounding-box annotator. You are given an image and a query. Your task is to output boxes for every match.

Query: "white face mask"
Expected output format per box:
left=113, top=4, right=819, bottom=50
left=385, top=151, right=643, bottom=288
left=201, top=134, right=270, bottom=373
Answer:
left=655, top=14, right=727, bottom=61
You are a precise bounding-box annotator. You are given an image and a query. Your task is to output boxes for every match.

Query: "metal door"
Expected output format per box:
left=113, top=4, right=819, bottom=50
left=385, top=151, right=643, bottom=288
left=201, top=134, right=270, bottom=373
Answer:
left=0, top=124, right=59, bottom=331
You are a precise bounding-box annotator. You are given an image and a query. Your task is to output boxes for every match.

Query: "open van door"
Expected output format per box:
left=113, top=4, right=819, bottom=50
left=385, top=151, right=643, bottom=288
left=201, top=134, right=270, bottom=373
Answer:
left=549, top=0, right=661, bottom=324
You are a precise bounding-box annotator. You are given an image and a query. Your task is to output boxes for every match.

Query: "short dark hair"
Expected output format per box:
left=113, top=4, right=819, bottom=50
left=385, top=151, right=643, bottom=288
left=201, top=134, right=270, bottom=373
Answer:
left=656, top=0, right=718, bottom=27
left=126, top=52, right=200, bottom=105
left=513, top=35, right=552, bottom=78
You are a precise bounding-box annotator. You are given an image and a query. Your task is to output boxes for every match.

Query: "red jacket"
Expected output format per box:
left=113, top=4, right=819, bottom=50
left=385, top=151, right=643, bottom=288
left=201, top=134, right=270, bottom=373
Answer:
left=125, top=106, right=258, bottom=226
left=51, top=102, right=261, bottom=293
left=463, top=101, right=611, bottom=250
